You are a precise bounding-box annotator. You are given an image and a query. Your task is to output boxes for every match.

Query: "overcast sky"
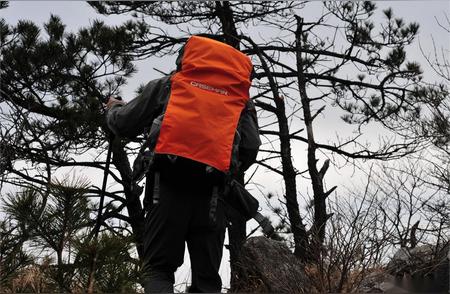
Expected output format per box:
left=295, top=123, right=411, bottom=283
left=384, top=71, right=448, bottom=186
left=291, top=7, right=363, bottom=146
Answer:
left=1, top=1, right=449, bottom=291
left=2, top=1, right=449, bottom=101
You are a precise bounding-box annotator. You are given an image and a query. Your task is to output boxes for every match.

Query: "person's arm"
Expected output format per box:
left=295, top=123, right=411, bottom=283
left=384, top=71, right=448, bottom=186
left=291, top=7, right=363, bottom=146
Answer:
left=238, top=99, right=261, bottom=172
left=106, top=76, right=170, bottom=138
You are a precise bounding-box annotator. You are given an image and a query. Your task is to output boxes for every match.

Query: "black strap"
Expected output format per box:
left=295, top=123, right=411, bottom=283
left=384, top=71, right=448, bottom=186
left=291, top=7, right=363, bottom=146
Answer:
left=209, top=185, right=219, bottom=224
left=153, top=171, right=161, bottom=205
left=254, top=212, right=274, bottom=237
left=131, top=115, right=164, bottom=184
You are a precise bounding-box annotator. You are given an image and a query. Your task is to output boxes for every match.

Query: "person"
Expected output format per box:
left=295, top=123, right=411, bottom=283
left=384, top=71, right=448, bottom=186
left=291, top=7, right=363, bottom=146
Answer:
left=105, top=35, right=260, bottom=293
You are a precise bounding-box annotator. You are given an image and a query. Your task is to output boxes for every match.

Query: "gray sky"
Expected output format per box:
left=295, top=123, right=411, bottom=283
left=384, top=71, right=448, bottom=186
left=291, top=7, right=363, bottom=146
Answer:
left=1, top=1, right=449, bottom=291
left=2, top=1, right=448, bottom=100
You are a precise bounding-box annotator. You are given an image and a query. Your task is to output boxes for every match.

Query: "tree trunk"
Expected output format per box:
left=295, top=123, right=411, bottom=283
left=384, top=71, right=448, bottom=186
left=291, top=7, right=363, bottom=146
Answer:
left=295, top=16, right=331, bottom=255
left=226, top=206, right=247, bottom=290
left=274, top=88, right=309, bottom=260
left=242, top=35, right=309, bottom=261
left=111, top=139, right=145, bottom=260
left=56, top=249, right=65, bottom=292
left=214, top=2, right=249, bottom=288
left=215, top=1, right=240, bottom=48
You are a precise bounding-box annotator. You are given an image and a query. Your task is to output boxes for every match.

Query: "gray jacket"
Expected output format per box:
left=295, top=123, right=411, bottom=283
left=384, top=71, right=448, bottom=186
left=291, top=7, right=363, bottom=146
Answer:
left=107, top=76, right=261, bottom=172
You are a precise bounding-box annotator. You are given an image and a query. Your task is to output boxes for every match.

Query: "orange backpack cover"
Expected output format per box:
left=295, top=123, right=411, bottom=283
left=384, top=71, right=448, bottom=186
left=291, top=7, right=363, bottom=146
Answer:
left=154, top=36, right=253, bottom=172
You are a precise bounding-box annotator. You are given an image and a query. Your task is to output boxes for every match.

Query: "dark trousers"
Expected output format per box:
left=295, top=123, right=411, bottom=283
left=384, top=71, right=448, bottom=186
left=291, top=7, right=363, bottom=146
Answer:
left=141, top=158, right=226, bottom=293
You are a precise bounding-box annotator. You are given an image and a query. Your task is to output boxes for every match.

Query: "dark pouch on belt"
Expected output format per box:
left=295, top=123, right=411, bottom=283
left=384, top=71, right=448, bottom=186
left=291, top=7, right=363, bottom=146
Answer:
left=226, top=179, right=259, bottom=221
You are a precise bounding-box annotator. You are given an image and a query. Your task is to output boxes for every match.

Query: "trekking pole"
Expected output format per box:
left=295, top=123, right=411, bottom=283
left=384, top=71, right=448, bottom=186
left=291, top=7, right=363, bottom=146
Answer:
left=87, top=96, right=121, bottom=293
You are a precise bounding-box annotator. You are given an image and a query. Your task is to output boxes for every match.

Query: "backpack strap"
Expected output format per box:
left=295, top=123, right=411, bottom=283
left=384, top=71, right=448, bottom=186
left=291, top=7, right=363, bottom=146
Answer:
left=253, top=211, right=274, bottom=237
left=131, top=77, right=172, bottom=187
left=131, top=114, right=164, bottom=184
left=209, top=185, right=219, bottom=225
left=152, top=171, right=161, bottom=205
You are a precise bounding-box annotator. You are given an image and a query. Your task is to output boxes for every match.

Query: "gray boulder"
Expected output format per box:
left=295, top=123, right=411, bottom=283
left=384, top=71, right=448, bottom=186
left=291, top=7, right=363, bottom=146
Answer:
left=358, top=243, right=449, bottom=293
left=357, top=271, right=403, bottom=293
left=231, top=236, right=307, bottom=293
left=386, top=243, right=449, bottom=293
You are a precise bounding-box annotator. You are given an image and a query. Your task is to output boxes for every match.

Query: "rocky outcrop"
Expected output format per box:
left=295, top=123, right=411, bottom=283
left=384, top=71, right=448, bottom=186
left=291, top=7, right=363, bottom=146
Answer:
left=357, top=271, right=398, bottom=293
left=231, top=237, right=449, bottom=293
left=386, top=243, right=449, bottom=293
left=387, top=244, right=448, bottom=275
left=358, top=243, right=449, bottom=293
left=230, top=236, right=307, bottom=293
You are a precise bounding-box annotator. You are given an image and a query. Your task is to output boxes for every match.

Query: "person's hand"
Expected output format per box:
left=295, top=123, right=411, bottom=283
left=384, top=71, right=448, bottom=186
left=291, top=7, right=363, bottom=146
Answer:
left=105, top=97, right=125, bottom=110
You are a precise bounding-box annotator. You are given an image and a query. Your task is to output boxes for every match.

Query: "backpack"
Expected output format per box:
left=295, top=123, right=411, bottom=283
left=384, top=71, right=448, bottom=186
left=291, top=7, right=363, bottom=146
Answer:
left=156, top=36, right=253, bottom=173
left=132, top=36, right=253, bottom=180
left=131, top=36, right=273, bottom=235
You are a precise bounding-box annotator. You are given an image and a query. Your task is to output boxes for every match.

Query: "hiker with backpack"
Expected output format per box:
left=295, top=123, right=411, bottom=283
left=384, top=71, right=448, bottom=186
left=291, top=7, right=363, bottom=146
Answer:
left=105, top=36, right=262, bottom=293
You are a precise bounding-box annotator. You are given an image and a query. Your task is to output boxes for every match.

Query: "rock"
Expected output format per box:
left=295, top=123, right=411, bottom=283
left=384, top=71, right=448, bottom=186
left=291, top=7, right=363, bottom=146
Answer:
left=357, top=271, right=399, bottom=293
left=391, top=247, right=411, bottom=262
left=386, top=243, right=449, bottom=293
left=230, top=236, right=307, bottom=293
left=358, top=243, right=449, bottom=293
left=386, top=247, right=413, bottom=275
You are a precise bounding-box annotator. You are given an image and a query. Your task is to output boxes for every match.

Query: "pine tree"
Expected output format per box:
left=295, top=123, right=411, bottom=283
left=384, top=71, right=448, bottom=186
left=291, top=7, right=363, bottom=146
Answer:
left=1, top=1, right=442, bottom=291
left=89, top=1, right=427, bottom=261
left=0, top=217, right=32, bottom=291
